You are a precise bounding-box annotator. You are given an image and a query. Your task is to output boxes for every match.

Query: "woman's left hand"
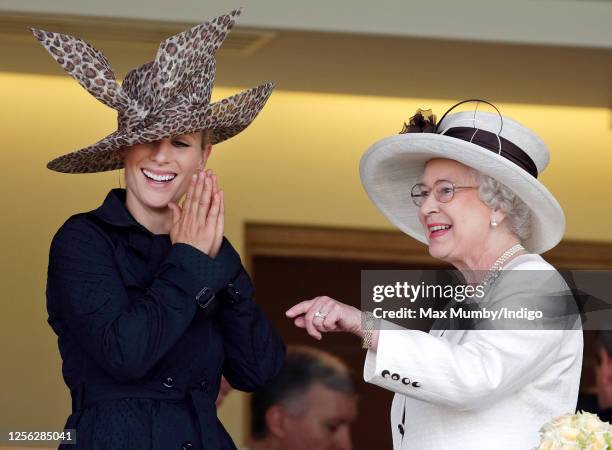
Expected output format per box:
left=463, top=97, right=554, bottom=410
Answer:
left=285, top=296, right=362, bottom=340
left=208, top=171, right=224, bottom=258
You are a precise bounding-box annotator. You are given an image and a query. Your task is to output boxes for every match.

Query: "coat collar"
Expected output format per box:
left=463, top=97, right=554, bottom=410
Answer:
left=89, top=189, right=166, bottom=259
left=90, top=188, right=141, bottom=229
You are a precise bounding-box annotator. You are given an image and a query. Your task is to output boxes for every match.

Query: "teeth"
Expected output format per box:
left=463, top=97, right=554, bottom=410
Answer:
left=430, top=225, right=451, bottom=232
left=143, top=169, right=176, bottom=182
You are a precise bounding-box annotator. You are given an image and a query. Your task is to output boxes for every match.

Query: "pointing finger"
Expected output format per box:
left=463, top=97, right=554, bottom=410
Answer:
left=286, top=300, right=314, bottom=318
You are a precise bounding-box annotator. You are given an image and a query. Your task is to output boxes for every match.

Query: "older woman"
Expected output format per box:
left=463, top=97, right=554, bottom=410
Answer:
left=37, top=9, right=285, bottom=450
left=287, top=101, right=583, bottom=449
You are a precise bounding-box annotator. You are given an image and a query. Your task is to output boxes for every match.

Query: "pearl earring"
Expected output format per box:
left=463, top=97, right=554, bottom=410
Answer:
left=490, top=218, right=498, bottom=227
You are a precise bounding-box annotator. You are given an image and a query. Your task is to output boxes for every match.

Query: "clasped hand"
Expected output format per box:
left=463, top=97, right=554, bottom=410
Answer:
left=168, top=170, right=224, bottom=258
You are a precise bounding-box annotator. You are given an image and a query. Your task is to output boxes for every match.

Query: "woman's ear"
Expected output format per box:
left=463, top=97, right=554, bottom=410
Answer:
left=490, top=208, right=507, bottom=228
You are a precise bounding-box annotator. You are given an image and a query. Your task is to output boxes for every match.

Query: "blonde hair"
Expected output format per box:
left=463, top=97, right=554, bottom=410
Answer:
left=201, top=129, right=213, bottom=148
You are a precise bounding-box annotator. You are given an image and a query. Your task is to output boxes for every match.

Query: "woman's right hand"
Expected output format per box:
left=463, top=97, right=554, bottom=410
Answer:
left=285, top=296, right=363, bottom=340
left=167, top=170, right=224, bottom=258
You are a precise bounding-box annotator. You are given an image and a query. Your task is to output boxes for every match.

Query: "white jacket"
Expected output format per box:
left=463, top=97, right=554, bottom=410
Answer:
left=363, top=254, right=583, bottom=450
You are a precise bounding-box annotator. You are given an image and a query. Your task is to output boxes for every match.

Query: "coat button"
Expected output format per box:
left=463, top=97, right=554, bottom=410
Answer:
left=182, top=442, right=193, bottom=450
left=398, top=424, right=405, bottom=436
left=195, top=287, right=215, bottom=309
left=200, top=380, right=208, bottom=391
left=162, top=376, right=175, bottom=388
left=225, top=283, right=241, bottom=304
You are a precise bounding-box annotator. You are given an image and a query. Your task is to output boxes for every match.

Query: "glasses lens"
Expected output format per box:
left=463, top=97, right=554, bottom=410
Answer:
left=435, top=180, right=455, bottom=203
left=411, top=183, right=428, bottom=206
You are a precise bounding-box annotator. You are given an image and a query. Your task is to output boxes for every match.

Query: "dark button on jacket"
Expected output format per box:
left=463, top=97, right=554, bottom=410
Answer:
left=46, top=189, right=286, bottom=450
left=225, top=284, right=241, bottom=304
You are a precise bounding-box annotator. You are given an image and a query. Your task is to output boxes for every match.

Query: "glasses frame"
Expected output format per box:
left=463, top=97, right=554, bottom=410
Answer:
left=410, top=179, right=477, bottom=207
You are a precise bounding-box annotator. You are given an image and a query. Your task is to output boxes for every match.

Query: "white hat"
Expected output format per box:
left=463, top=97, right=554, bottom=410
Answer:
left=359, top=100, right=565, bottom=254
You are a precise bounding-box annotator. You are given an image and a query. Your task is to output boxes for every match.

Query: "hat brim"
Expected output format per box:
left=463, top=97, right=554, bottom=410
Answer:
left=47, top=83, right=274, bottom=174
left=359, top=133, right=565, bottom=254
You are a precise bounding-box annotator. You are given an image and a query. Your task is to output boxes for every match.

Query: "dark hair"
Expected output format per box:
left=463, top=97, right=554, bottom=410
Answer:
left=250, top=346, right=356, bottom=440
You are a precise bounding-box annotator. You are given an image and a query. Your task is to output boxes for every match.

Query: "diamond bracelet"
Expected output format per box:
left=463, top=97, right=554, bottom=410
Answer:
left=361, top=311, right=376, bottom=349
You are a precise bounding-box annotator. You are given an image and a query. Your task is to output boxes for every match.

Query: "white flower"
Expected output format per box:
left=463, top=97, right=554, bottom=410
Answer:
left=587, top=432, right=607, bottom=450
left=534, top=412, right=612, bottom=450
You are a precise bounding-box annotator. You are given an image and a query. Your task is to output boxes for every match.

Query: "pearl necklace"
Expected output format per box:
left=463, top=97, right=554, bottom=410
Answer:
left=480, top=244, right=525, bottom=288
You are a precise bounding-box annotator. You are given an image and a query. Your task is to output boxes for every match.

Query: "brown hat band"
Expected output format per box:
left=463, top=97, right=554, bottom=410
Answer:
left=443, top=126, right=539, bottom=178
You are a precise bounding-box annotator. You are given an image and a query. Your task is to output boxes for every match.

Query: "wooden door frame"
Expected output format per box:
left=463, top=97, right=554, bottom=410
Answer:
left=245, top=222, right=612, bottom=271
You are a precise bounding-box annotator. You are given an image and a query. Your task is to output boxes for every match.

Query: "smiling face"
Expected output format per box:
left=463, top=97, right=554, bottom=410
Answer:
left=417, top=158, right=493, bottom=265
left=121, top=132, right=211, bottom=211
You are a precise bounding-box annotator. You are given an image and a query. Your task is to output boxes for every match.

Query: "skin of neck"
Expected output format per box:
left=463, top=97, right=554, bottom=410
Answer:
left=125, top=191, right=175, bottom=235
left=449, top=225, right=525, bottom=284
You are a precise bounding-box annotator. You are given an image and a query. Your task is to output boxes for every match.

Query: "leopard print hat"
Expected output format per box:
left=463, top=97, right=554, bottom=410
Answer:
left=31, top=8, right=274, bottom=173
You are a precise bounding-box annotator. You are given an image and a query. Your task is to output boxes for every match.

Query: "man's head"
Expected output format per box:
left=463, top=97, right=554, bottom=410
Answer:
left=250, top=346, right=357, bottom=450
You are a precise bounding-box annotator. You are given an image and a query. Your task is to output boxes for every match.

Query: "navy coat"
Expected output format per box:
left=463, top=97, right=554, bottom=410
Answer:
left=46, top=189, right=285, bottom=450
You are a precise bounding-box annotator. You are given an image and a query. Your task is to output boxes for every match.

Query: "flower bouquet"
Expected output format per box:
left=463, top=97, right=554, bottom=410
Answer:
left=534, top=411, right=612, bottom=449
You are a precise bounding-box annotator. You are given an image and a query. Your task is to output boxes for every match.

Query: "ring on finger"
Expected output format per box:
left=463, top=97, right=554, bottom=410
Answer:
left=314, top=311, right=328, bottom=319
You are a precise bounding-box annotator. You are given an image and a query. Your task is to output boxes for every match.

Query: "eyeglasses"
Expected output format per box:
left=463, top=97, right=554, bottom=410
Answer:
left=410, top=180, right=477, bottom=207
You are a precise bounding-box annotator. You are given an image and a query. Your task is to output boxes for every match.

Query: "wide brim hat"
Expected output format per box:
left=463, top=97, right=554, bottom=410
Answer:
left=359, top=101, right=565, bottom=254
left=31, top=8, right=273, bottom=173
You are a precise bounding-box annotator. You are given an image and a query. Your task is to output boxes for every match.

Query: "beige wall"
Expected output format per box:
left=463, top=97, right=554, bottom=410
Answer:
left=1, top=72, right=611, bottom=446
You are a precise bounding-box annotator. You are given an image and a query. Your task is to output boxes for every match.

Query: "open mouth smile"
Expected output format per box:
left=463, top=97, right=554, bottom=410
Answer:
left=428, top=223, right=452, bottom=239
left=141, top=168, right=177, bottom=185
